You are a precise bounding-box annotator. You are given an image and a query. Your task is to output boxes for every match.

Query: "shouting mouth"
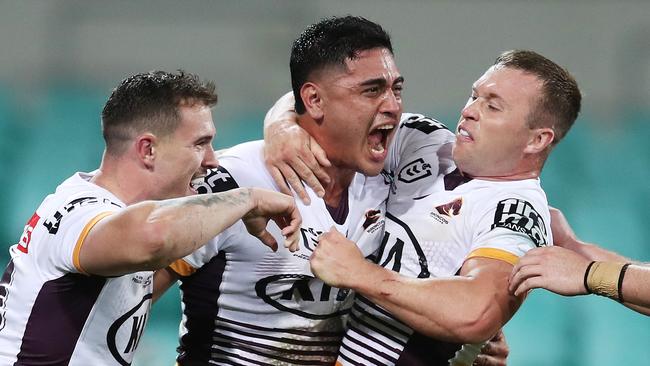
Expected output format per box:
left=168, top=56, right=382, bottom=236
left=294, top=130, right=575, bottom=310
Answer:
left=368, top=123, right=395, bottom=159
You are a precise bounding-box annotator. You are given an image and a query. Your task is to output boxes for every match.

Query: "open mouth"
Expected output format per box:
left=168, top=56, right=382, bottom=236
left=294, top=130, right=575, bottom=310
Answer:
left=368, top=124, right=395, bottom=157
left=189, top=176, right=205, bottom=194
left=457, top=125, right=473, bottom=141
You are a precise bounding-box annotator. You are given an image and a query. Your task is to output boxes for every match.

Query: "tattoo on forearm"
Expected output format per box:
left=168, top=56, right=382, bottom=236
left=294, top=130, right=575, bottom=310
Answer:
left=159, top=188, right=251, bottom=209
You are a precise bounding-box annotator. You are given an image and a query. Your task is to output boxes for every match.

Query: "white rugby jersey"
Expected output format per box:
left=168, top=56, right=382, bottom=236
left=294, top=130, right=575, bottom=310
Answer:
left=337, top=125, right=553, bottom=365
left=0, top=172, right=153, bottom=366
left=171, top=113, right=456, bottom=366
left=171, top=139, right=390, bottom=366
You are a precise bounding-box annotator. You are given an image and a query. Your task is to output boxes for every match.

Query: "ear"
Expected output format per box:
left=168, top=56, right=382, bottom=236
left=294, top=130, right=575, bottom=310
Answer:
left=135, top=133, right=157, bottom=170
left=524, top=127, right=555, bottom=154
left=300, top=82, right=324, bottom=120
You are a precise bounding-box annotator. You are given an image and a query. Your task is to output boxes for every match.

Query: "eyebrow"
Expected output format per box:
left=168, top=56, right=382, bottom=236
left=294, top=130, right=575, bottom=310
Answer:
left=472, top=87, right=509, bottom=107
left=359, top=75, right=405, bottom=87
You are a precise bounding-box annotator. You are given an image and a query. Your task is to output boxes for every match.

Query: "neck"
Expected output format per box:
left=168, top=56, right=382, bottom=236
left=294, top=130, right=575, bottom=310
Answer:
left=90, top=151, right=149, bottom=205
left=322, top=165, right=355, bottom=208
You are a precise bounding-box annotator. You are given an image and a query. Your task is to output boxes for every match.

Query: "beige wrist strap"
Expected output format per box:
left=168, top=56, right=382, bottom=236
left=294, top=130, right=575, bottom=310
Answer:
left=585, top=261, right=630, bottom=302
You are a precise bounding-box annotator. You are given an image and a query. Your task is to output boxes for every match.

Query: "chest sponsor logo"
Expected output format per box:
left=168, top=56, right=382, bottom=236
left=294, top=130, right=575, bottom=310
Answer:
left=43, top=197, right=121, bottom=235
left=255, top=274, right=351, bottom=319
left=492, top=198, right=548, bottom=247
left=398, top=158, right=432, bottom=184
left=107, top=293, right=152, bottom=366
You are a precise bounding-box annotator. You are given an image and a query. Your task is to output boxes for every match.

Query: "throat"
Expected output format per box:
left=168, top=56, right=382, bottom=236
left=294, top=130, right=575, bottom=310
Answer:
left=325, top=188, right=349, bottom=225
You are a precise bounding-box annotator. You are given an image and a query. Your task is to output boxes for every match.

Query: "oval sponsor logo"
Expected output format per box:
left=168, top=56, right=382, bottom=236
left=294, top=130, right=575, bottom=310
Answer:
left=255, top=274, right=351, bottom=320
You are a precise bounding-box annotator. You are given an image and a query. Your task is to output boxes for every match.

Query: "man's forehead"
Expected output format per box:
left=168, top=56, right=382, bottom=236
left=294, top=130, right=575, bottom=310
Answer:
left=328, top=48, right=401, bottom=84
left=473, top=66, right=542, bottom=96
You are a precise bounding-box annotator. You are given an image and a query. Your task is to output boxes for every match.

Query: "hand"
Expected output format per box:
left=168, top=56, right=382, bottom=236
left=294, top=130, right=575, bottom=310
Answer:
left=243, top=188, right=302, bottom=252
left=509, top=246, right=591, bottom=297
left=263, top=92, right=331, bottom=205
left=473, top=330, right=509, bottom=366
left=309, top=227, right=366, bottom=288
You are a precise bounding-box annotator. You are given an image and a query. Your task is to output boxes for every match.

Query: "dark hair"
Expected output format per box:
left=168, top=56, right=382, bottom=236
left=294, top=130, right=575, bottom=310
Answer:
left=494, top=50, right=581, bottom=144
left=290, top=16, right=393, bottom=114
left=101, top=70, right=218, bottom=154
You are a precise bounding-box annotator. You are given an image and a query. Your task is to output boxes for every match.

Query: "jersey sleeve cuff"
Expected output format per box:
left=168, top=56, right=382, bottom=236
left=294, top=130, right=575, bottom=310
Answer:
left=467, top=247, right=519, bottom=266
left=169, top=259, right=197, bottom=277
left=73, top=211, right=114, bottom=275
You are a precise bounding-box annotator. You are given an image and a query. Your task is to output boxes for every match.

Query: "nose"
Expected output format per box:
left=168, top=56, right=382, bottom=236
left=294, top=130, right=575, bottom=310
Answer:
left=380, top=89, right=402, bottom=117
left=203, top=147, right=219, bottom=169
left=461, top=98, right=479, bottom=121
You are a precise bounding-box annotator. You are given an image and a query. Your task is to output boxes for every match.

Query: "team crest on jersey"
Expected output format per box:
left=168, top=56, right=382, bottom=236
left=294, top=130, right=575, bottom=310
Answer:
left=429, top=197, right=462, bottom=224
left=398, top=158, right=432, bottom=184
left=492, top=198, right=548, bottom=247
left=435, top=198, right=463, bottom=217
left=362, top=209, right=384, bottom=234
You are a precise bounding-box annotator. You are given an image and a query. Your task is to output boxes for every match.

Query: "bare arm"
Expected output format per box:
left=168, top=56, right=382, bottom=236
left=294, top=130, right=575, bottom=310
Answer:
left=152, top=267, right=180, bottom=303
left=263, top=92, right=331, bottom=204
left=509, top=246, right=650, bottom=316
left=310, top=228, right=524, bottom=344
left=80, top=188, right=301, bottom=277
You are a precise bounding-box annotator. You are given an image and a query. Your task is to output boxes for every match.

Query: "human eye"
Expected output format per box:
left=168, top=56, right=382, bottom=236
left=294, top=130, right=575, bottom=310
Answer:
left=393, top=83, right=404, bottom=97
left=363, top=86, right=381, bottom=96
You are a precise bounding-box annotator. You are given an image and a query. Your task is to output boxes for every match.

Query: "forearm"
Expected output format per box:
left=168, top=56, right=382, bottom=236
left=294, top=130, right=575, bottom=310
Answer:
left=350, top=261, right=518, bottom=344
left=140, top=188, right=255, bottom=265
left=620, top=264, right=650, bottom=310
left=82, top=188, right=255, bottom=276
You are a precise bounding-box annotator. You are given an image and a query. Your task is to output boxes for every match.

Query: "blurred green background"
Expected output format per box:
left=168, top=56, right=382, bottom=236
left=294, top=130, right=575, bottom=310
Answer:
left=1, top=1, right=649, bottom=365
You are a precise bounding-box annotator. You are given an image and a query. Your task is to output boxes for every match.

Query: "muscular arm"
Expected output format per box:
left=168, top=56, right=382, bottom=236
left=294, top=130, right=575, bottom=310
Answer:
left=80, top=187, right=301, bottom=277
left=311, top=229, right=524, bottom=344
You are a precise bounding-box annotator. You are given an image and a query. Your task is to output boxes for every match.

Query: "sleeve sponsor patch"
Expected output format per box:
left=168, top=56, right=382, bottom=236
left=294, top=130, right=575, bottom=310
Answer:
left=491, top=198, right=548, bottom=247
left=196, top=166, right=240, bottom=194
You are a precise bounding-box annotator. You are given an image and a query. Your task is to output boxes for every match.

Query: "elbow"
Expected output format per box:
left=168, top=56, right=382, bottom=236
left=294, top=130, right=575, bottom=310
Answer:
left=130, top=219, right=177, bottom=271
left=438, top=305, right=502, bottom=344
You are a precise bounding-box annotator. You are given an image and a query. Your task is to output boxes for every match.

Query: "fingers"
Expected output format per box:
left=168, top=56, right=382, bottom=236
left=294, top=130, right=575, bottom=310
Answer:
left=256, top=230, right=278, bottom=252
left=268, top=166, right=292, bottom=197
left=473, top=355, right=507, bottom=366
left=275, top=162, right=310, bottom=205
left=309, top=136, right=332, bottom=168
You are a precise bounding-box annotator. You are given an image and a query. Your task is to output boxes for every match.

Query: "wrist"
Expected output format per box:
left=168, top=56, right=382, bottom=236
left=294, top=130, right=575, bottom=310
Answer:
left=584, top=261, right=631, bottom=302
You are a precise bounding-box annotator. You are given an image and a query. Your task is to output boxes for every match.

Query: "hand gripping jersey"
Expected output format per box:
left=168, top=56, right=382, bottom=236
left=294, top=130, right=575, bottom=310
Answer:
left=337, top=117, right=553, bottom=366
left=0, top=172, right=153, bottom=366
left=171, top=140, right=390, bottom=366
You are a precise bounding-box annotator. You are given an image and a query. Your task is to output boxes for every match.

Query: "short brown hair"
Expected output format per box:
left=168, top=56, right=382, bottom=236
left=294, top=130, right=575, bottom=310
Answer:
left=101, top=70, right=218, bottom=154
left=495, top=50, right=581, bottom=144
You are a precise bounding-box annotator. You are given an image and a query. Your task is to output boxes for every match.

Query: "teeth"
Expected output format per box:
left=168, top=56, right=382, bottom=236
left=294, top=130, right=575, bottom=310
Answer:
left=376, top=124, right=394, bottom=130
left=371, top=145, right=385, bottom=153
left=190, top=177, right=204, bottom=188
left=459, top=129, right=470, bottom=137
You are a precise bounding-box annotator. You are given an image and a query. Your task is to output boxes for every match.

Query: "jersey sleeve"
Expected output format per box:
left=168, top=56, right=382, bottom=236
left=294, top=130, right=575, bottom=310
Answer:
left=36, top=195, right=122, bottom=276
left=386, top=113, right=456, bottom=201
left=467, top=191, right=552, bottom=265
